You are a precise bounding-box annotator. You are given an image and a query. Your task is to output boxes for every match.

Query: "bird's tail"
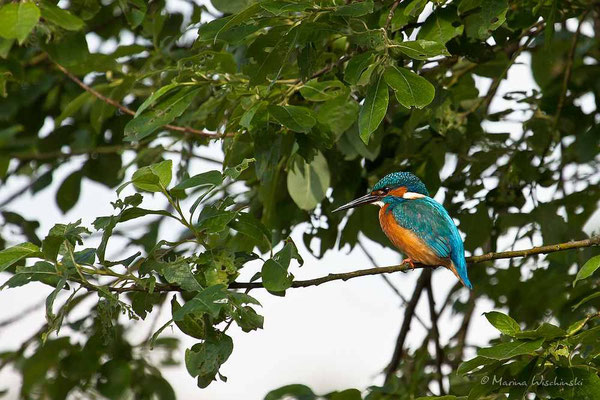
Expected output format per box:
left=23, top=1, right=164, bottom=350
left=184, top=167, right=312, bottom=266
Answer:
left=450, top=254, right=472, bottom=290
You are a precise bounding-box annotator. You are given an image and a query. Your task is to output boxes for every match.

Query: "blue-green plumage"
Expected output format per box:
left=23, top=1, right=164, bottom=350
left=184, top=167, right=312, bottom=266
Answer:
left=373, top=172, right=429, bottom=196
left=333, top=171, right=472, bottom=289
left=383, top=195, right=472, bottom=289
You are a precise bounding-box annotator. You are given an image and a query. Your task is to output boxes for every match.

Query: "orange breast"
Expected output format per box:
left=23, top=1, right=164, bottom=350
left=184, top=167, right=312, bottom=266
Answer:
left=379, top=204, right=449, bottom=267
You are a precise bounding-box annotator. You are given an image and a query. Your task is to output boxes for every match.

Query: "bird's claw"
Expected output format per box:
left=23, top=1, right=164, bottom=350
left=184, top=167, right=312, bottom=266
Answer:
left=402, top=258, right=416, bottom=269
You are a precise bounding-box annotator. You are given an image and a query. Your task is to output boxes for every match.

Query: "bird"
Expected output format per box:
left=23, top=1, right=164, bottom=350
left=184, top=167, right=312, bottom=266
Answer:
left=333, top=172, right=472, bottom=289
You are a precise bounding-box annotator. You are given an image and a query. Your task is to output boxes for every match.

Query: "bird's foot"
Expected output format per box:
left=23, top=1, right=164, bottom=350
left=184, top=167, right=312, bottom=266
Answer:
left=402, top=258, right=416, bottom=269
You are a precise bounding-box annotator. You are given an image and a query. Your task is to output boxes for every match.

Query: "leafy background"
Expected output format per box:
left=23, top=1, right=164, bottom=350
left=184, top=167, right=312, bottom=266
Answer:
left=0, top=0, right=599, bottom=399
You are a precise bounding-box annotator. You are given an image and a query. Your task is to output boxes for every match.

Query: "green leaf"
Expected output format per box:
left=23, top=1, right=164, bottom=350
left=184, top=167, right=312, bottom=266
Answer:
left=317, top=97, right=359, bottom=137
left=261, top=259, right=293, bottom=292
left=173, top=285, right=228, bottom=320
left=134, top=83, right=181, bottom=117
left=0, top=37, right=13, bottom=58
left=215, top=3, right=261, bottom=42
left=132, top=160, right=173, bottom=192
left=185, top=333, right=233, bottom=388
left=330, top=389, right=362, bottom=400
left=45, top=278, right=67, bottom=325
left=268, top=105, right=316, bottom=133
left=477, top=338, right=543, bottom=360
left=286, top=151, right=330, bottom=211
left=174, top=171, right=223, bottom=190
left=574, top=255, right=600, bottom=286
left=0, top=3, right=40, bottom=44
left=514, top=323, right=566, bottom=341
left=120, top=0, right=146, bottom=29
left=229, top=213, right=272, bottom=251
left=156, top=260, right=203, bottom=292
left=464, top=0, right=508, bottom=40
left=124, top=87, right=200, bottom=141
left=211, top=0, right=255, bottom=14
left=1, top=261, right=62, bottom=289
left=56, top=171, right=82, bottom=213
left=224, top=158, right=255, bottom=180
left=0, top=242, right=40, bottom=272
left=265, top=384, right=316, bottom=400
left=197, top=207, right=237, bottom=234
left=383, top=65, right=435, bottom=109
left=260, top=1, right=311, bottom=15
left=333, top=0, right=374, bottom=17
left=572, top=291, right=600, bottom=310
left=391, top=39, right=449, bottom=60
left=457, top=355, right=497, bottom=375
left=299, top=79, right=348, bottom=102
left=484, top=311, right=521, bottom=336
left=119, top=207, right=173, bottom=222
left=546, top=367, right=600, bottom=400
left=239, top=102, right=266, bottom=129
left=232, top=305, right=264, bottom=332
left=417, top=6, right=463, bottom=44
left=358, top=72, right=388, bottom=144
left=44, top=31, right=90, bottom=67
left=248, top=26, right=299, bottom=85
left=97, top=360, right=132, bottom=398
left=172, top=297, right=210, bottom=339
left=344, top=52, right=374, bottom=85
left=55, top=91, right=92, bottom=125
left=39, top=1, right=84, bottom=31
left=416, top=396, right=459, bottom=400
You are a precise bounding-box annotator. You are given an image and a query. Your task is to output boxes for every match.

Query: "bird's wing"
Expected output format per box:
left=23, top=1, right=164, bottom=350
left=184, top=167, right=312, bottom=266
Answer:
left=392, top=197, right=461, bottom=259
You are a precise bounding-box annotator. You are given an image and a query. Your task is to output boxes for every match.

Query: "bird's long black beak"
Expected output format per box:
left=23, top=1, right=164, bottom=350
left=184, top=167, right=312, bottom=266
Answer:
left=332, top=193, right=378, bottom=213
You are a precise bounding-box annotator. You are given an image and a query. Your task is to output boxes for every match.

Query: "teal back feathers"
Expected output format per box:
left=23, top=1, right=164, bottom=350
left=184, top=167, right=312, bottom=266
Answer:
left=381, top=185, right=472, bottom=290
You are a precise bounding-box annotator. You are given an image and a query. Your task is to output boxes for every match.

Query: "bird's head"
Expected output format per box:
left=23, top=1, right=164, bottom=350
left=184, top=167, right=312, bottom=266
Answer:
left=332, top=172, right=429, bottom=213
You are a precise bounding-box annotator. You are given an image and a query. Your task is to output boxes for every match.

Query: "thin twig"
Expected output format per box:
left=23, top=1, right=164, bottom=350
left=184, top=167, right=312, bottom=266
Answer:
left=384, top=269, right=429, bottom=382
left=426, top=279, right=446, bottom=395
left=106, top=236, right=600, bottom=293
left=0, top=171, right=50, bottom=208
left=358, top=241, right=429, bottom=330
left=453, top=290, right=476, bottom=357
left=553, top=10, right=589, bottom=132
left=0, top=298, right=45, bottom=328
left=53, top=62, right=232, bottom=139
left=384, top=0, right=403, bottom=31
left=10, top=145, right=223, bottom=164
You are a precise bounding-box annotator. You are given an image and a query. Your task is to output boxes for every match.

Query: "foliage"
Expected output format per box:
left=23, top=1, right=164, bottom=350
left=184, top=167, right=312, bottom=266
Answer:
left=0, top=0, right=599, bottom=398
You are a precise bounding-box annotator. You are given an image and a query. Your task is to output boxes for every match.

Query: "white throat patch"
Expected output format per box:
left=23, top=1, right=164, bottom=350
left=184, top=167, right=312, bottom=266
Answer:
left=403, top=192, right=426, bottom=199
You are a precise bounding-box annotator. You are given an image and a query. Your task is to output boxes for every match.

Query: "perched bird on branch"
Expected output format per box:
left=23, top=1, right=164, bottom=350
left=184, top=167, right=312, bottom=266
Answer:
left=333, top=172, right=472, bottom=289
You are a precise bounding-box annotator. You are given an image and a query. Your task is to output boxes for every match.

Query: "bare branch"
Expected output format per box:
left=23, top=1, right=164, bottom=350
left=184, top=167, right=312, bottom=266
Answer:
left=384, top=269, right=429, bottom=382
left=554, top=10, right=589, bottom=131
left=53, top=62, right=233, bottom=139
left=358, top=241, right=430, bottom=329
left=426, top=278, right=446, bottom=395
left=107, top=236, right=600, bottom=293
left=384, top=0, right=403, bottom=31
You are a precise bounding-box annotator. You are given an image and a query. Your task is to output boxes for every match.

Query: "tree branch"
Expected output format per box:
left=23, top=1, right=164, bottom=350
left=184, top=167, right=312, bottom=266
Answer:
left=9, top=144, right=223, bottom=164
left=425, top=278, right=446, bottom=395
left=553, top=10, right=589, bottom=132
left=107, top=236, right=600, bottom=293
left=384, top=269, right=429, bottom=382
left=453, top=290, right=476, bottom=356
left=384, top=0, right=403, bottom=31
left=53, top=62, right=233, bottom=139
left=359, top=241, right=429, bottom=330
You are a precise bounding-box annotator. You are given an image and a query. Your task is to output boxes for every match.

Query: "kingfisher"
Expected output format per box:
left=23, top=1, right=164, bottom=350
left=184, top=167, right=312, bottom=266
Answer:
left=333, top=172, right=472, bottom=289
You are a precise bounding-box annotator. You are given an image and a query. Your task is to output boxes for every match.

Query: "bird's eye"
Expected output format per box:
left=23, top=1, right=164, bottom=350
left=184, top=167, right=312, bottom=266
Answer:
left=372, top=187, right=390, bottom=196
